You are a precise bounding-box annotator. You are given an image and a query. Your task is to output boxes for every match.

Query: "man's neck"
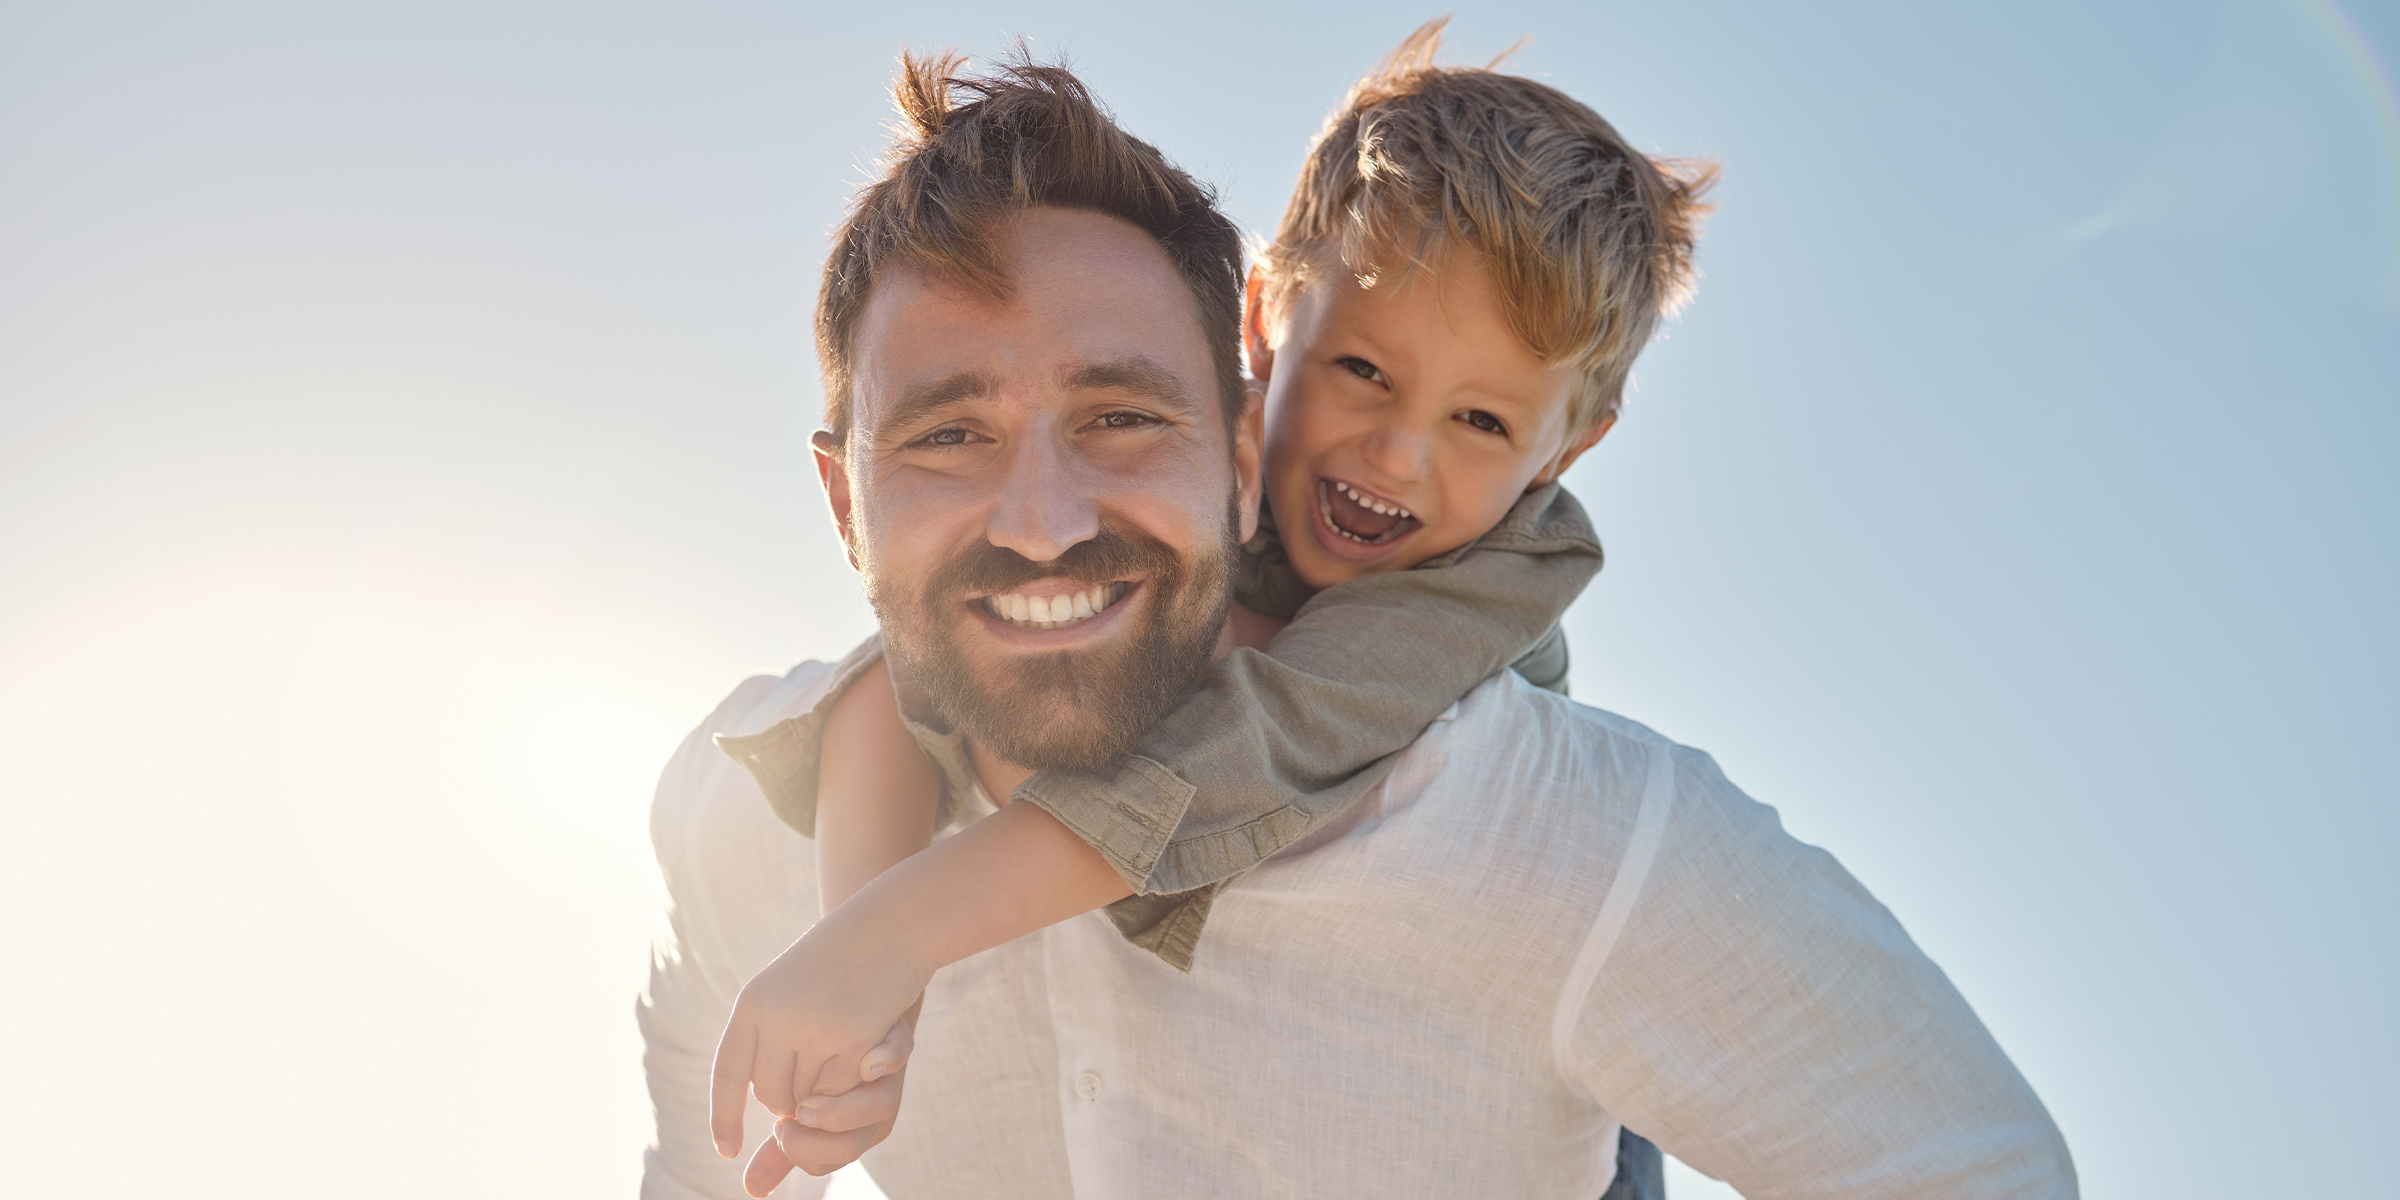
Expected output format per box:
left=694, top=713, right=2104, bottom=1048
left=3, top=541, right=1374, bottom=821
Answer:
left=968, top=602, right=1283, bottom=806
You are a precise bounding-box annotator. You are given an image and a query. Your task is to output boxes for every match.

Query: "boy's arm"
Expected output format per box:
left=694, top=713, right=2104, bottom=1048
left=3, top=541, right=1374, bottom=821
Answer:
left=1015, top=483, right=1602, bottom=966
left=812, top=660, right=940, bottom=911
left=713, top=660, right=1130, bottom=1186
left=708, top=801, right=1128, bottom=1160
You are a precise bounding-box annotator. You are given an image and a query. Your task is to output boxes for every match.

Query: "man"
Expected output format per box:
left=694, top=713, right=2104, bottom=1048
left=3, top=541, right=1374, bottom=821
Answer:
left=640, top=52, right=2076, bottom=1200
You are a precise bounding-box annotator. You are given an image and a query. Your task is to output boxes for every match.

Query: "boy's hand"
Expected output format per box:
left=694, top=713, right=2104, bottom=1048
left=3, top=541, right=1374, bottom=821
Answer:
left=737, top=1018, right=914, bottom=1196
left=709, top=918, right=930, bottom=1159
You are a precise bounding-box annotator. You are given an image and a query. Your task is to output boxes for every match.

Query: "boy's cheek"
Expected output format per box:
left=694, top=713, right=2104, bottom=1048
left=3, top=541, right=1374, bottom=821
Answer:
left=1260, top=402, right=1349, bottom=487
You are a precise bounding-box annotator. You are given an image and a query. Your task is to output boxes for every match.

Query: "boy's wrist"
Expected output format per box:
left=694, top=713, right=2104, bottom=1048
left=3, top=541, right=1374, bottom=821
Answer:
left=818, top=884, right=942, bottom=994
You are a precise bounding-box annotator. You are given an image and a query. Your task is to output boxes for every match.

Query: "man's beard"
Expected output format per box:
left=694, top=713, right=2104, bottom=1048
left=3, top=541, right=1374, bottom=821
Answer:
left=868, top=519, right=1236, bottom=772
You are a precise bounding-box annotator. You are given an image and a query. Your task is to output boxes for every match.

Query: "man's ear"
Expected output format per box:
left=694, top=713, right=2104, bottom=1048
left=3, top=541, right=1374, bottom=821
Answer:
left=1243, top=265, right=1277, bottom=383
left=812, top=428, right=862, bottom=572
left=1532, top=412, right=1616, bottom=487
left=1233, top=385, right=1267, bottom=545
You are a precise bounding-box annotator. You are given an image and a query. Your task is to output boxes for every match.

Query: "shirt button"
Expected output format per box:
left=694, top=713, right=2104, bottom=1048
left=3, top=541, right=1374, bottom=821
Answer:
left=1074, top=1071, right=1104, bottom=1101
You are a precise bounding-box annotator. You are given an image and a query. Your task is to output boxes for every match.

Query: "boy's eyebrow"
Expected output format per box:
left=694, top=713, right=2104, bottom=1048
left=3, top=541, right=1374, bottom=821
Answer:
left=1061, top=356, right=1200, bottom=415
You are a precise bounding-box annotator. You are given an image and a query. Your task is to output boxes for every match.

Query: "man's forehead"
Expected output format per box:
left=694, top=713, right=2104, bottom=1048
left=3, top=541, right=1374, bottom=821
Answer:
left=855, top=208, right=1194, bottom=329
left=847, top=211, right=1216, bottom=433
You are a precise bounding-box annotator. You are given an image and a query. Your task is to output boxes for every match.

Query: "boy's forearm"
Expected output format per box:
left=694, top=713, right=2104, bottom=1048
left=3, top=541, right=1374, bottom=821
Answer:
left=816, top=779, right=936, bottom=912
left=820, top=801, right=1133, bottom=980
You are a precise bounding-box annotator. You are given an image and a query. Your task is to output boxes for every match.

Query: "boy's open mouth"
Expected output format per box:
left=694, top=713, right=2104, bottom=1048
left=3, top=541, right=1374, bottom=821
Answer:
left=1317, top=478, right=1419, bottom=545
left=979, top=580, right=1132, bottom=630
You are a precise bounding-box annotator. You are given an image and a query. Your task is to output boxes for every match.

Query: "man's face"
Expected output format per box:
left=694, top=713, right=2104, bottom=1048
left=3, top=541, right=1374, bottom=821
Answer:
left=819, top=207, right=1263, bottom=770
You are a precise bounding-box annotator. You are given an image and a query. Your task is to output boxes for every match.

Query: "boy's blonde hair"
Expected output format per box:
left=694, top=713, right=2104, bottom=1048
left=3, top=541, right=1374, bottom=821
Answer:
left=1259, top=19, right=1716, bottom=431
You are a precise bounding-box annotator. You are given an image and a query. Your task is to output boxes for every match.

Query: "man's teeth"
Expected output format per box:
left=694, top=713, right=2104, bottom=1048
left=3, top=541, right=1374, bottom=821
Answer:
left=1335, top=480, right=1411, bottom=519
left=984, top=581, right=1130, bottom=629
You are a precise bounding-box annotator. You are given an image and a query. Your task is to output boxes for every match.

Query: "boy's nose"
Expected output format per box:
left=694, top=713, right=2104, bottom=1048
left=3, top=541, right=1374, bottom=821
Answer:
left=1359, top=424, right=1434, bottom=483
left=985, top=434, right=1102, bottom=563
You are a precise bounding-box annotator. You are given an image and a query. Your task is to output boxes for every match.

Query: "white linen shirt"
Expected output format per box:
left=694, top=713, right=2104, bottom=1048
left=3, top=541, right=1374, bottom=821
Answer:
left=641, top=657, right=2075, bottom=1200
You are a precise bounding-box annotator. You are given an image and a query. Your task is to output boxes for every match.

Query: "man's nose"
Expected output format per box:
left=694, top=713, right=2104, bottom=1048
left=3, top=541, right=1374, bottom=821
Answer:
left=984, top=433, right=1102, bottom=563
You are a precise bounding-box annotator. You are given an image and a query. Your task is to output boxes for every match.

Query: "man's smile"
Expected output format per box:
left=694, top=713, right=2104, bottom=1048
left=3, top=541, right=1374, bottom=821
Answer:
left=976, top=579, right=1137, bottom=632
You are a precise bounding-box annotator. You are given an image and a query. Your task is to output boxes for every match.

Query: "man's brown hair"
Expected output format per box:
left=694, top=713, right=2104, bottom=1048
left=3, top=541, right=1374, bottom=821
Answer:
left=1259, top=19, right=1717, bottom=430
left=817, top=50, right=1247, bottom=442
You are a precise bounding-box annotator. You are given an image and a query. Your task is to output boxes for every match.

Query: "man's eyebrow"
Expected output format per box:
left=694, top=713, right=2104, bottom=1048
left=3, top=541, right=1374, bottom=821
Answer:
left=1061, top=356, right=1201, bottom=414
left=879, top=371, right=997, bottom=436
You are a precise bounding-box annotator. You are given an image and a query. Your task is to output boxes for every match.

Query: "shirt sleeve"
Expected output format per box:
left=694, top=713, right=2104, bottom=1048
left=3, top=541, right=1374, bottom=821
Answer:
left=1017, top=483, right=1604, bottom=969
left=1562, top=742, right=2078, bottom=1200
left=1512, top=621, right=1574, bottom=696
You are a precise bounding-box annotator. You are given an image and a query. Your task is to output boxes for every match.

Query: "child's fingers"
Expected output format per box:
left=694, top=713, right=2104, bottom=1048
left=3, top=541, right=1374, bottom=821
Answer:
left=752, top=1038, right=801, bottom=1120
left=796, top=1072, right=901, bottom=1135
left=859, top=1017, right=915, bottom=1082
left=742, top=1134, right=796, bottom=1198
left=776, top=1112, right=894, bottom=1177
left=804, top=1049, right=865, bottom=1101
left=708, top=1020, right=759, bottom=1159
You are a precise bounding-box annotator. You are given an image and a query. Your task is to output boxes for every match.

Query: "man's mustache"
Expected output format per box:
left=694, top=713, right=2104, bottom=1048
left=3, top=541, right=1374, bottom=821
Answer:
left=924, top=528, right=1185, bottom=601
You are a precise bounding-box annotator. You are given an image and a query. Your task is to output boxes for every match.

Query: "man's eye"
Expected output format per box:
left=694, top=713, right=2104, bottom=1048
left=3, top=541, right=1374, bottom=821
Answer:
left=1461, top=410, right=1509, bottom=436
left=1336, top=356, right=1386, bottom=385
left=915, top=427, right=976, bottom=448
left=1094, top=410, right=1158, bottom=430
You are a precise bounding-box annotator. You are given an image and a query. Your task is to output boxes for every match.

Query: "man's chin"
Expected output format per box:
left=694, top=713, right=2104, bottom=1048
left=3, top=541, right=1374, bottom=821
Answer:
left=926, top=652, right=1167, bottom=772
left=961, top=711, right=1137, bottom=773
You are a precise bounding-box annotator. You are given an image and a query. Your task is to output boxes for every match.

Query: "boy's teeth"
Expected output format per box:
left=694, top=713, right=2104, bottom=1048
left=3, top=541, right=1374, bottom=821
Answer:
left=1336, top=480, right=1410, bottom=520
left=1320, top=479, right=1421, bottom=545
left=985, top=581, right=1127, bottom=629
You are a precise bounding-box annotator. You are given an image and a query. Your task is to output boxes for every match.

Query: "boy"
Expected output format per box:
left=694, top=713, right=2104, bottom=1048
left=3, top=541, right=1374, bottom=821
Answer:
left=714, top=21, right=1711, bottom=1195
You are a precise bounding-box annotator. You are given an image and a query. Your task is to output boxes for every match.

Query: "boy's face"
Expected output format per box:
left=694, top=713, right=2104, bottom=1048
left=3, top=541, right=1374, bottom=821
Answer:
left=1251, top=246, right=1608, bottom=590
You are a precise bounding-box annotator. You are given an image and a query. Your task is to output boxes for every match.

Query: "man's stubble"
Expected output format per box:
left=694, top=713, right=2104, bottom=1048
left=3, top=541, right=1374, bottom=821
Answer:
left=866, top=512, right=1238, bottom=772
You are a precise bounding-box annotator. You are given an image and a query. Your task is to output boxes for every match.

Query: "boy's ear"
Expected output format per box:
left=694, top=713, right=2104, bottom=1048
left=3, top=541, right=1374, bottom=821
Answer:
left=1233, top=384, right=1267, bottom=544
left=1243, top=265, right=1277, bottom=382
left=1533, top=413, right=1616, bottom=487
left=811, top=429, right=863, bottom=572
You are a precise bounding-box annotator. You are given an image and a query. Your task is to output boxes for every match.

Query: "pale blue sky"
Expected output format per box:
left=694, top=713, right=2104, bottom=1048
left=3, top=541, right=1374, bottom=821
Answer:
left=1, top=2, right=2393, bottom=1197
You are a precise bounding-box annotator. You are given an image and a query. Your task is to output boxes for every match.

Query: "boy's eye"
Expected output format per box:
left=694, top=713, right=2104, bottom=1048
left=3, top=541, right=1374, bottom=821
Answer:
left=1335, top=356, right=1387, bottom=385
left=1461, top=409, right=1509, bottom=437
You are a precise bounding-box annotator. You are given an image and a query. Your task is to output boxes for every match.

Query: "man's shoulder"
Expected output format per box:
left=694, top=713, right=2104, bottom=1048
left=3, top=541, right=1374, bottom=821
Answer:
left=699, top=645, right=870, bottom=744
left=647, top=651, right=868, bottom=889
left=1322, top=672, right=1666, bottom=869
left=1442, top=669, right=1691, bottom=768
left=1402, top=671, right=1754, bottom=853
left=652, top=658, right=841, bottom=814
left=1435, top=672, right=1853, bottom=923
left=716, top=662, right=839, bottom=737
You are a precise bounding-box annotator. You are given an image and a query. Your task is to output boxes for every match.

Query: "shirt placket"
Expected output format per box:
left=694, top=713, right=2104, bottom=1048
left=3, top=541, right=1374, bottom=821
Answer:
left=1041, top=911, right=1140, bottom=1199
